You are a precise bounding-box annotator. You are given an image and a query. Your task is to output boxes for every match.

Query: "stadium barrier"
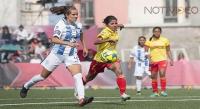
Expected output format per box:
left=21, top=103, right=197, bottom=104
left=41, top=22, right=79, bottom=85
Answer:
left=1, top=60, right=200, bottom=88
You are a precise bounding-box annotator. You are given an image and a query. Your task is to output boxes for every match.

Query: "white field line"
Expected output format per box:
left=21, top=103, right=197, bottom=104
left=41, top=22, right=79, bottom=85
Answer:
left=1, top=96, right=200, bottom=101
left=1, top=98, right=200, bottom=107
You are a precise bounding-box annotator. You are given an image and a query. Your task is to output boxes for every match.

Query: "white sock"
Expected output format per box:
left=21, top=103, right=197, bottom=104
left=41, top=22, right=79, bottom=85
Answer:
left=24, top=74, right=45, bottom=89
left=74, top=85, right=79, bottom=99
left=73, top=73, right=85, bottom=100
left=136, top=79, right=142, bottom=92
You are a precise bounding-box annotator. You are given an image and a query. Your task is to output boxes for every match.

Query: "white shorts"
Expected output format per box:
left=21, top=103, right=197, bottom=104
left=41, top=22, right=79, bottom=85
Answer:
left=134, top=63, right=151, bottom=77
left=41, top=52, right=80, bottom=71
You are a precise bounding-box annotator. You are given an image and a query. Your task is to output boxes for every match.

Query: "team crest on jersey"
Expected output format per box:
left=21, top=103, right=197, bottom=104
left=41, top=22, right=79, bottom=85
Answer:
left=54, top=30, right=61, bottom=35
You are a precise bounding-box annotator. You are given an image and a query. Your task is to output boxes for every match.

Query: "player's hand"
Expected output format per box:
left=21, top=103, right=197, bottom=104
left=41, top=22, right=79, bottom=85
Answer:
left=117, top=24, right=124, bottom=30
left=83, top=48, right=88, bottom=57
left=68, top=42, right=79, bottom=48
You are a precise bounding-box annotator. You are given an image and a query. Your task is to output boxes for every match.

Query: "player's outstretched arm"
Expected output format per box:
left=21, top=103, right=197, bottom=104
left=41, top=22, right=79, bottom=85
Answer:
left=80, top=33, right=88, bottom=57
left=166, top=45, right=173, bottom=66
left=94, top=37, right=117, bottom=45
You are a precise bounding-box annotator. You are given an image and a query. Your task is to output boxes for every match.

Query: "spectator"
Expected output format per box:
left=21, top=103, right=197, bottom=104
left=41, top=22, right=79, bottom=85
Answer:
left=34, top=41, right=46, bottom=59
left=27, top=32, right=36, bottom=42
left=177, top=51, right=185, bottom=61
left=37, top=32, right=50, bottom=48
left=27, top=38, right=39, bottom=56
left=13, top=25, right=28, bottom=45
left=1, top=26, right=12, bottom=44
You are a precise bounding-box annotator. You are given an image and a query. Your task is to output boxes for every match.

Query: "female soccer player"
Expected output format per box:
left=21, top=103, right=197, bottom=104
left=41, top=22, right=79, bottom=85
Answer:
left=128, top=36, right=151, bottom=95
left=82, top=15, right=130, bottom=101
left=20, top=6, right=93, bottom=106
left=145, top=27, right=173, bottom=97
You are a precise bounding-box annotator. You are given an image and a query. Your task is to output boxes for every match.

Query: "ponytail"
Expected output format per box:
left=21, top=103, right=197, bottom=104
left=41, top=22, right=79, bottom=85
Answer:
left=149, top=35, right=154, bottom=41
left=50, top=5, right=76, bottom=15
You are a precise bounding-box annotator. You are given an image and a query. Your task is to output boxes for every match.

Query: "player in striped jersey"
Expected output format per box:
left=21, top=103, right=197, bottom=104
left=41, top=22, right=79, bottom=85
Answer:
left=20, top=5, right=93, bottom=106
left=128, top=36, right=151, bottom=95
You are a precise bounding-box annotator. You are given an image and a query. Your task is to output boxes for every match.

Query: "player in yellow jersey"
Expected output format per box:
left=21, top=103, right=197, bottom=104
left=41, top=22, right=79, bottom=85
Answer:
left=145, top=27, right=173, bottom=97
left=82, top=15, right=130, bottom=101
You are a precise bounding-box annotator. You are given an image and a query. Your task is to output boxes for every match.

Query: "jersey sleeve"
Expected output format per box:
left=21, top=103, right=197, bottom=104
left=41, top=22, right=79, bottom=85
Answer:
left=53, top=21, right=63, bottom=38
left=165, top=38, right=170, bottom=46
left=97, top=29, right=110, bottom=40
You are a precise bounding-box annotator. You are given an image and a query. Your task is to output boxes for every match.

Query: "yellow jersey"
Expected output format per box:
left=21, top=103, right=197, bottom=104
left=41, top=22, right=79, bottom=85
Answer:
left=145, top=36, right=170, bottom=62
left=94, top=27, right=119, bottom=62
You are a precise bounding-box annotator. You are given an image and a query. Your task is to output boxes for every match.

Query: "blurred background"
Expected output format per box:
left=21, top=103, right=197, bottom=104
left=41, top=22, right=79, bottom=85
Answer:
left=1, top=0, right=200, bottom=89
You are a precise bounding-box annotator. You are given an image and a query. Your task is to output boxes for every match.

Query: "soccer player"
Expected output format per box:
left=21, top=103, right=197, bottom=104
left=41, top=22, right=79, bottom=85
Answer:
left=128, top=36, right=151, bottom=95
left=20, top=6, right=93, bottom=106
left=80, top=15, right=130, bottom=101
left=145, top=27, right=173, bottom=97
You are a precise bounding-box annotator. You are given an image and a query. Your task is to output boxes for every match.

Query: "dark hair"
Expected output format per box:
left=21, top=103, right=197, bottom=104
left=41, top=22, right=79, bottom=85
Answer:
left=2, top=25, right=11, bottom=41
left=2, top=25, right=9, bottom=31
left=150, top=26, right=162, bottom=41
left=138, top=36, right=146, bottom=45
left=103, top=15, right=117, bottom=25
left=2, top=25, right=10, bottom=34
left=50, top=5, right=77, bottom=15
left=152, top=26, right=162, bottom=33
left=19, top=25, right=24, bottom=29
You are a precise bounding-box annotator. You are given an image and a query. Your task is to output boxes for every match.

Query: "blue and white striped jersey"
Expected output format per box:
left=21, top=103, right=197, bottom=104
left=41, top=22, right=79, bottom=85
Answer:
left=130, top=45, right=149, bottom=66
left=51, top=17, right=82, bottom=55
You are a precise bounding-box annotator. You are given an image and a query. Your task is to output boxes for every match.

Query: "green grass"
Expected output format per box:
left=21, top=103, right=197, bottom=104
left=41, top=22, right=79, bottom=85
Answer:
left=1, top=88, right=200, bottom=109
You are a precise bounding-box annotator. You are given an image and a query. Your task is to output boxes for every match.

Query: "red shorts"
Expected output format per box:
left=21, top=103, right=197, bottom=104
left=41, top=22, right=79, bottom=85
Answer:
left=150, top=60, right=168, bottom=73
left=88, top=60, right=120, bottom=75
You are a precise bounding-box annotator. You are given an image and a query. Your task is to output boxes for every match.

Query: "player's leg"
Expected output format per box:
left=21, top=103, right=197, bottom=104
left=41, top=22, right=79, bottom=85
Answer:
left=66, top=54, right=93, bottom=106
left=84, top=60, right=106, bottom=85
left=20, top=67, right=52, bottom=98
left=134, top=64, right=143, bottom=95
left=142, top=66, right=151, bottom=89
left=158, top=60, right=168, bottom=97
left=73, top=60, right=106, bottom=105
left=84, top=66, right=99, bottom=85
left=150, top=63, right=159, bottom=97
left=67, top=64, right=93, bottom=106
left=20, top=53, right=59, bottom=98
left=135, top=76, right=142, bottom=95
left=108, top=60, right=130, bottom=101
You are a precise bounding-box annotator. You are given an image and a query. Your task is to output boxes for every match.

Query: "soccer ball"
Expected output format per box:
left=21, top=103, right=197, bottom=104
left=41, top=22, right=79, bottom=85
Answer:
left=100, top=49, right=118, bottom=63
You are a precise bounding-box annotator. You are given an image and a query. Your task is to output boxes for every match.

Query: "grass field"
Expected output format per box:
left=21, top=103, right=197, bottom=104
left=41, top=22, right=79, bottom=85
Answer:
left=1, top=88, right=200, bottom=109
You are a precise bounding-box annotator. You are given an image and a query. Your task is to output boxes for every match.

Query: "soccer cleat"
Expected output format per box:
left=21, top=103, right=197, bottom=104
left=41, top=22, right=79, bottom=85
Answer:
left=20, top=85, right=29, bottom=98
left=121, top=93, right=131, bottom=101
left=160, top=91, right=168, bottom=97
left=150, top=93, right=159, bottom=97
left=136, top=91, right=141, bottom=95
left=79, top=96, right=94, bottom=106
